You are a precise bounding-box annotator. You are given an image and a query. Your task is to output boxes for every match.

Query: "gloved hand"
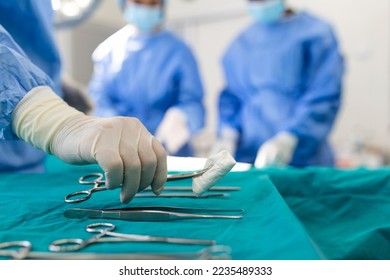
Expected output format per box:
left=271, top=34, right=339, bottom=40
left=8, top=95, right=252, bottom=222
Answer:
left=155, top=108, right=190, bottom=155
left=254, top=132, right=298, bottom=168
left=210, top=126, right=239, bottom=156
left=12, top=86, right=167, bottom=203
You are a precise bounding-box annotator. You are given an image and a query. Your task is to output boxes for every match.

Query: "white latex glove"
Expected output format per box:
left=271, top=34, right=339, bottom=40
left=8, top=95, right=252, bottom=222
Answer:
left=12, top=86, right=167, bottom=203
left=155, top=108, right=190, bottom=155
left=210, top=126, right=239, bottom=156
left=254, top=132, right=298, bottom=168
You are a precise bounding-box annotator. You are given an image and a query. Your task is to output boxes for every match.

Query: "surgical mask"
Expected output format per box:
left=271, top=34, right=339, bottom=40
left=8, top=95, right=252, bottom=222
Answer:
left=248, top=0, right=285, bottom=24
left=123, top=3, right=163, bottom=33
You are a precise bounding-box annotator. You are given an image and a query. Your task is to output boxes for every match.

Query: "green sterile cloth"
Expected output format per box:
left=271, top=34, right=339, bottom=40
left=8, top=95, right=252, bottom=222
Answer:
left=0, top=156, right=320, bottom=260
left=260, top=167, right=390, bottom=260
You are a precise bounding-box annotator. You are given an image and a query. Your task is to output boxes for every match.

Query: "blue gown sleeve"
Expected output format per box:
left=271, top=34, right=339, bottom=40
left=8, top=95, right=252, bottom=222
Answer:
left=217, top=88, right=242, bottom=134
left=0, top=26, right=54, bottom=140
left=174, top=46, right=205, bottom=135
left=0, top=1, right=62, bottom=95
left=285, top=27, right=344, bottom=158
left=217, top=51, right=243, bottom=135
left=88, top=52, right=119, bottom=117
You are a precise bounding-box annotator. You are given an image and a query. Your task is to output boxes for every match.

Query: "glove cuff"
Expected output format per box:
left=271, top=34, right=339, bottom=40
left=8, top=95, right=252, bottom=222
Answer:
left=12, top=86, right=84, bottom=153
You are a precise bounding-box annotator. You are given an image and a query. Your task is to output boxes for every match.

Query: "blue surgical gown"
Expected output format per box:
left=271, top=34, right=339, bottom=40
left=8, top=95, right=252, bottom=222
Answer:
left=0, top=0, right=61, bottom=172
left=0, top=26, right=54, bottom=167
left=89, top=27, right=205, bottom=156
left=218, top=12, right=344, bottom=166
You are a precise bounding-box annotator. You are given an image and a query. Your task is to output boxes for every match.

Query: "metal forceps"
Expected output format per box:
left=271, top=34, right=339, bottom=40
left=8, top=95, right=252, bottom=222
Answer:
left=64, top=206, right=244, bottom=221
left=65, top=166, right=212, bottom=203
left=0, top=241, right=231, bottom=260
left=49, top=223, right=215, bottom=252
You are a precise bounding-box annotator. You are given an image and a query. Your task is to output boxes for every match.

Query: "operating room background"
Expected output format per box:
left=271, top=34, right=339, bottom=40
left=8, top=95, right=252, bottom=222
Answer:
left=55, top=0, right=390, bottom=167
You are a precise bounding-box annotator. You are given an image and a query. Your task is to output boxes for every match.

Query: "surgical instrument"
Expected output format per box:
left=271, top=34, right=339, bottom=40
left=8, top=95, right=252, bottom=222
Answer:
left=107, top=206, right=244, bottom=213
left=134, top=193, right=228, bottom=198
left=0, top=241, right=231, bottom=260
left=64, top=207, right=244, bottom=221
left=143, top=186, right=241, bottom=192
left=49, top=223, right=215, bottom=252
left=65, top=167, right=213, bottom=203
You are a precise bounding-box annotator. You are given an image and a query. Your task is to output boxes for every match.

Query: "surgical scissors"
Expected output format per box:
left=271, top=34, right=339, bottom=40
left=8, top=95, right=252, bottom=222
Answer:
left=65, top=167, right=212, bottom=203
left=49, top=223, right=215, bottom=252
left=0, top=241, right=231, bottom=260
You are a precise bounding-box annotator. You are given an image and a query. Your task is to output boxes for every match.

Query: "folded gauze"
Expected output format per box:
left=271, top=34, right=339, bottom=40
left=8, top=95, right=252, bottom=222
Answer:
left=192, top=149, right=236, bottom=196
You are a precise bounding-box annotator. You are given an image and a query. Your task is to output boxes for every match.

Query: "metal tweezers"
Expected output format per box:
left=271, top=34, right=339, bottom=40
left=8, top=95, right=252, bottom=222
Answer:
left=143, top=186, right=241, bottom=192
left=64, top=206, right=244, bottom=221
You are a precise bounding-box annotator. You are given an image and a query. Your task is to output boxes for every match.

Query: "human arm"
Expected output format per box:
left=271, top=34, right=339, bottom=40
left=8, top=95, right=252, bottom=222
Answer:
left=13, top=87, right=167, bottom=203
left=266, top=27, right=344, bottom=165
left=156, top=46, right=205, bottom=155
left=212, top=53, right=243, bottom=156
left=0, top=30, right=167, bottom=203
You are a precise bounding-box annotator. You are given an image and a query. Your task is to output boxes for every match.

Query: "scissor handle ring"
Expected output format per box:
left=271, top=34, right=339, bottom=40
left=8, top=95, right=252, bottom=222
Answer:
left=0, top=241, right=32, bottom=259
left=65, top=190, right=92, bottom=203
left=79, top=173, right=104, bottom=184
left=0, top=240, right=31, bottom=250
left=49, top=238, right=86, bottom=252
left=86, top=223, right=116, bottom=233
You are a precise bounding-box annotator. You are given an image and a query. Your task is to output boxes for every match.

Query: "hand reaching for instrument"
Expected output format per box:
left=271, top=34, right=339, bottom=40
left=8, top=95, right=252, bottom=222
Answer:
left=12, top=86, right=167, bottom=203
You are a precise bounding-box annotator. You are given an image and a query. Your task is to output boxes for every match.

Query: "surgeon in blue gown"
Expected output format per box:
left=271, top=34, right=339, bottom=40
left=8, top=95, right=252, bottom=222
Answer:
left=89, top=0, right=205, bottom=157
left=213, top=0, right=344, bottom=167
left=0, top=0, right=61, bottom=172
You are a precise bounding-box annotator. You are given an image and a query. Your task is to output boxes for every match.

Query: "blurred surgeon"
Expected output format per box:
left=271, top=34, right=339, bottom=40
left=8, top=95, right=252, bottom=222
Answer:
left=0, top=0, right=61, bottom=172
left=89, top=0, right=205, bottom=157
left=0, top=9, right=167, bottom=203
left=214, top=0, right=344, bottom=167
